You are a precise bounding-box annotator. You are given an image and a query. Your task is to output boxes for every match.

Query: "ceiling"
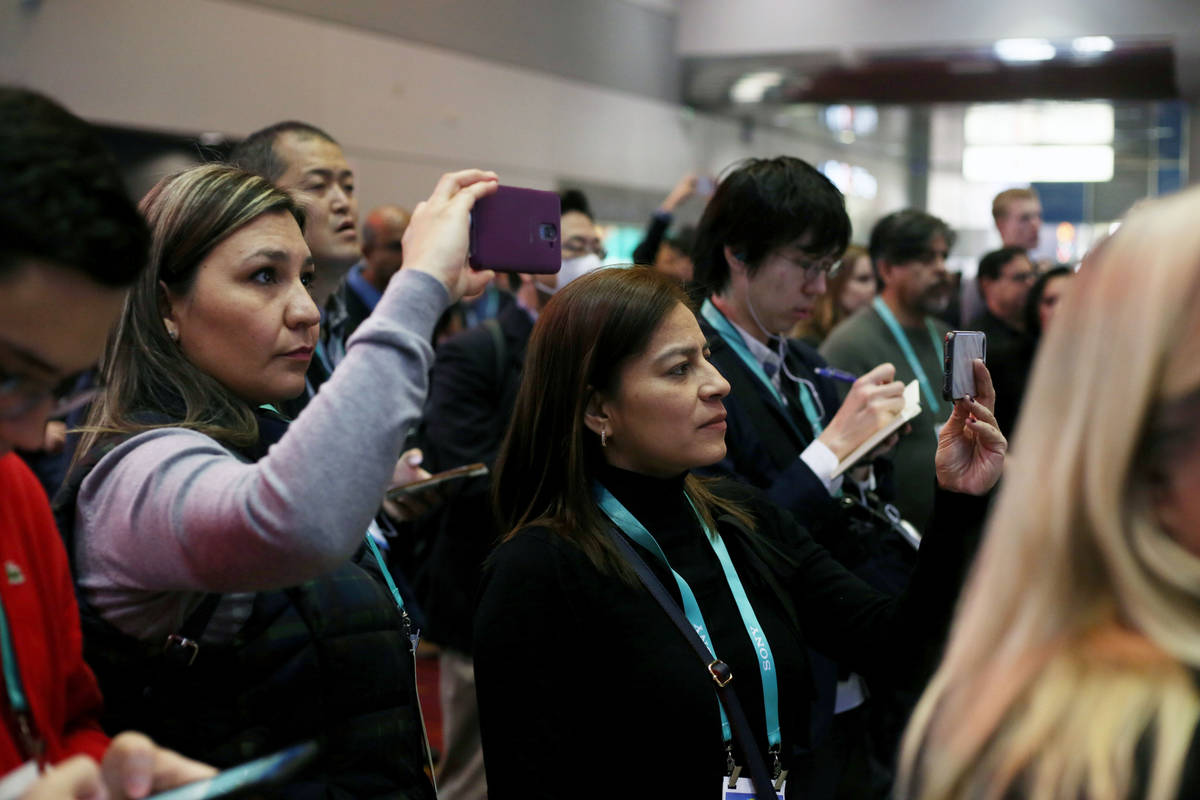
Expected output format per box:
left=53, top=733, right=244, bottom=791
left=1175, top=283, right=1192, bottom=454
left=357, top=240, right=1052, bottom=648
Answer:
left=233, top=0, right=1200, bottom=119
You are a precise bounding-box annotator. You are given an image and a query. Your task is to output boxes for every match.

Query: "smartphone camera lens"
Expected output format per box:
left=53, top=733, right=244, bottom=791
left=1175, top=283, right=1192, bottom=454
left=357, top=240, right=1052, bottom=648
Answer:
left=538, top=223, right=558, bottom=242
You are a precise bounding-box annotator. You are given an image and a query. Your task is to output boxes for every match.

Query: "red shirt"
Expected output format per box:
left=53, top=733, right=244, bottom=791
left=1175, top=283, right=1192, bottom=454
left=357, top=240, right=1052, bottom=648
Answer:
left=0, top=453, right=107, bottom=770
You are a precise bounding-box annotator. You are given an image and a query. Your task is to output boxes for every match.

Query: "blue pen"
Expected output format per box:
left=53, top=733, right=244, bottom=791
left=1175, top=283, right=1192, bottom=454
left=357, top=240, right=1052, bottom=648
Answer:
left=814, top=366, right=858, bottom=384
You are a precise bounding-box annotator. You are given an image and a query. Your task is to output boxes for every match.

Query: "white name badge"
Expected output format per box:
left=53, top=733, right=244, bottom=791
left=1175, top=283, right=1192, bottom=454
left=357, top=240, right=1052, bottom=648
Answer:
left=0, top=761, right=40, bottom=800
left=721, top=775, right=785, bottom=799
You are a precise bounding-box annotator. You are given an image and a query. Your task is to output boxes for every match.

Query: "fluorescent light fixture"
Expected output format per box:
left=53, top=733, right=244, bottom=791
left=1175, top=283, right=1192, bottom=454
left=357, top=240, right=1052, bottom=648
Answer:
left=962, top=145, right=1114, bottom=182
left=994, top=38, right=1057, bottom=62
left=731, top=71, right=784, bottom=103
left=964, top=102, right=1114, bottom=145
left=1072, top=36, right=1114, bottom=55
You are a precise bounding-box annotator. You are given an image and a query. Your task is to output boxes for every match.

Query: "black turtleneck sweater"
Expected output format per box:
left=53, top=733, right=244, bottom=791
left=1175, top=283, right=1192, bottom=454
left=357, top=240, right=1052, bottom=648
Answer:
left=473, top=465, right=986, bottom=799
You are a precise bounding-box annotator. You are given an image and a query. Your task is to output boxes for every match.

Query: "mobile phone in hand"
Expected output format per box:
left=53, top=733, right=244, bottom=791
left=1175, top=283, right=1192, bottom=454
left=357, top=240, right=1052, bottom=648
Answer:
left=385, top=463, right=489, bottom=500
left=943, top=331, right=986, bottom=401
left=469, top=186, right=561, bottom=273
left=145, top=742, right=318, bottom=800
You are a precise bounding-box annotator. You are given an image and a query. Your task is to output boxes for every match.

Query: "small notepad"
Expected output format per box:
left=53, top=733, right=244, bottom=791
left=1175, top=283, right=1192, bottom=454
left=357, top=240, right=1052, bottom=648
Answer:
left=831, top=380, right=922, bottom=478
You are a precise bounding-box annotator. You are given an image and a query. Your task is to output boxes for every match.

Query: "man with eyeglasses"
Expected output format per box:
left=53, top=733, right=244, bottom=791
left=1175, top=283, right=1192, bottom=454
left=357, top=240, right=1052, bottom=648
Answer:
left=970, top=246, right=1036, bottom=353
left=822, top=208, right=956, bottom=536
left=692, top=157, right=913, bottom=800
left=0, top=87, right=214, bottom=799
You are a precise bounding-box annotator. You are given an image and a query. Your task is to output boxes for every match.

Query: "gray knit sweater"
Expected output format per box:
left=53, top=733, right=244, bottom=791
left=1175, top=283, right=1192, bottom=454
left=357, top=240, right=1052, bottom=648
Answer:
left=73, top=269, right=447, bottom=643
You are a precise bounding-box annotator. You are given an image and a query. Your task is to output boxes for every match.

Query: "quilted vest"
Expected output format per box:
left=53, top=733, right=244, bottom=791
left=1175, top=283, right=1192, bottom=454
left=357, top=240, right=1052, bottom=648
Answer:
left=54, top=412, right=435, bottom=799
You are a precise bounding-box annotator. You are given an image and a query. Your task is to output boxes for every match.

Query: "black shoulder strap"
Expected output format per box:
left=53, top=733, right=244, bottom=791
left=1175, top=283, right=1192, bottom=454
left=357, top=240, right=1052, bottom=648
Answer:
left=602, top=526, right=779, bottom=798
left=58, top=430, right=223, bottom=662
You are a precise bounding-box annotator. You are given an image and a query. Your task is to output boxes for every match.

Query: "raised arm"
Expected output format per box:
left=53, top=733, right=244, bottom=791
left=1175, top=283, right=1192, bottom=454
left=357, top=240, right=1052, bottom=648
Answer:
left=76, top=172, right=498, bottom=594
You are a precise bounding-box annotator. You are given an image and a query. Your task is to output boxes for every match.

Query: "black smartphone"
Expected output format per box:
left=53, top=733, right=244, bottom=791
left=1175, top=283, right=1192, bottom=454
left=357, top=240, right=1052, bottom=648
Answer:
left=469, top=186, right=561, bottom=273
left=144, top=741, right=318, bottom=800
left=385, top=462, right=489, bottom=500
left=943, top=331, right=986, bottom=401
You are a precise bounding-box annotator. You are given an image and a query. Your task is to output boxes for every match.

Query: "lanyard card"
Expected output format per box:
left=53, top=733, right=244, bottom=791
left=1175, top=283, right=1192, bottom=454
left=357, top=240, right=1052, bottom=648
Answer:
left=0, top=761, right=38, bottom=800
left=722, top=775, right=785, bottom=799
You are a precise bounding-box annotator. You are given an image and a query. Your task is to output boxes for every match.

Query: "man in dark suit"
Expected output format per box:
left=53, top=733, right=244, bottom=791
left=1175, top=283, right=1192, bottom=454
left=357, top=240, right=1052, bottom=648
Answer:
left=692, top=156, right=918, bottom=799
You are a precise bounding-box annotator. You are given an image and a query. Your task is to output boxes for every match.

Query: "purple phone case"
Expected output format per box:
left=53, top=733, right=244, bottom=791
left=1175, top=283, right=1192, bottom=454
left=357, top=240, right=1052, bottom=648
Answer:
left=469, top=186, right=562, bottom=273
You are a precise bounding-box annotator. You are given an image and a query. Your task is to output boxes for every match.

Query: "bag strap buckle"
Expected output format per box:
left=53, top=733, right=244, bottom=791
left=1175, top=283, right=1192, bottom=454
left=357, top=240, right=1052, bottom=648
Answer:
left=164, top=633, right=200, bottom=667
left=708, top=659, right=733, bottom=687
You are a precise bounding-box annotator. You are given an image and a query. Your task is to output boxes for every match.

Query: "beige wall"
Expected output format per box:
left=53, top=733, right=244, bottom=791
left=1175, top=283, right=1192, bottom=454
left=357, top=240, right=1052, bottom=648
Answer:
left=1, top=0, right=908, bottom=231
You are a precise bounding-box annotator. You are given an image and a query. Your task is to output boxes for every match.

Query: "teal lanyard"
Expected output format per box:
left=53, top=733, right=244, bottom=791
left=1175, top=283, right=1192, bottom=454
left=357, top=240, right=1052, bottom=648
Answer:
left=0, top=595, right=29, bottom=718
left=0, top=590, right=43, bottom=763
left=595, top=483, right=781, bottom=750
left=702, top=299, right=824, bottom=439
left=871, top=297, right=943, bottom=418
left=364, top=534, right=406, bottom=614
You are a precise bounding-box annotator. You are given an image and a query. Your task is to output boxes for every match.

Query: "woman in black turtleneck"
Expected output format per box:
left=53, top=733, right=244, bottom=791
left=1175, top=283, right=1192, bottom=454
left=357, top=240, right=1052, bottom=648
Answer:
left=474, top=266, right=1006, bottom=799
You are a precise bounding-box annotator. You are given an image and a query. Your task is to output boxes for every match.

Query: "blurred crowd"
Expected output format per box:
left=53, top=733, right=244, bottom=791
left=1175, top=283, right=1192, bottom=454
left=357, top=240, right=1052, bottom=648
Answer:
left=4, top=83, right=1200, bottom=800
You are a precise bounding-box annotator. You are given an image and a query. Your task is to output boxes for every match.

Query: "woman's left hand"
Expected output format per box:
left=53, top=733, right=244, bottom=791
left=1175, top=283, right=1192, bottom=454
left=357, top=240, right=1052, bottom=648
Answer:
left=935, top=359, right=1007, bottom=495
left=100, top=732, right=216, bottom=799
left=382, top=448, right=445, bottom=521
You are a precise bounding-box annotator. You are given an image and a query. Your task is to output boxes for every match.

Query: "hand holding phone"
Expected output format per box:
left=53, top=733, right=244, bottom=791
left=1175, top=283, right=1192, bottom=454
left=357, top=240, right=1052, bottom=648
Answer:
left=469, top=186, right=561, bottom=273
left=385, top=463, right=489, bottom=500
left=943, top=331, right=987, bottom=401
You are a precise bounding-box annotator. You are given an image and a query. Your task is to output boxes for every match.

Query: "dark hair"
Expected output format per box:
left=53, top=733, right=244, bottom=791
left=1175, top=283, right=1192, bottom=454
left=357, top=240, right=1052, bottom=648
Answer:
left=0, top=87, right=148, bottom=287
left=559, top=189, right=594, bottom=221
left=228, top=120, right=339, bottom=183
left=665, top=224, right=696, bottom=256
left=868, top=208, right=957, bottom=267
left=77, top=164, right=306, bottom=460
left=1022, top=265, right=1073, bottom=339
left=977, top=246, right=1029, bottom=284
left=692, top=156, right=851, bottom=295
left=493, top=266, right=753, bottom=580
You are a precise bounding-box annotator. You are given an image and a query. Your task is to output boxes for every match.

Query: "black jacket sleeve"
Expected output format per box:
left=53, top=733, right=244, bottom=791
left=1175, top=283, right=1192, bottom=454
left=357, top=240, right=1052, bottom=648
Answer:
left=632, top=212, right=671, bottom=267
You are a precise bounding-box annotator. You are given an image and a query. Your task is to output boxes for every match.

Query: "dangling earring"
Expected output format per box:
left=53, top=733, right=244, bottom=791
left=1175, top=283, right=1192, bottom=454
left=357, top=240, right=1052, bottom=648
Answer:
left=600, top=428, right=608, bottom=448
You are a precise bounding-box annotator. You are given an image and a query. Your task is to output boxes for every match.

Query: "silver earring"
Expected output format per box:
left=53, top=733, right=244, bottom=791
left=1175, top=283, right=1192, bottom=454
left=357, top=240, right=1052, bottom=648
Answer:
left=601, top=428, right=608, bottom=448
left=167, top=327, right=179, bottom=342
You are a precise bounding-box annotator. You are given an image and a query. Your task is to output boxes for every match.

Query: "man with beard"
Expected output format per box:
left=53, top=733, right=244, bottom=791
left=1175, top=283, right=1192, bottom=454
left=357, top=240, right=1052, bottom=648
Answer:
left=822, top=209, right=955, bottom=533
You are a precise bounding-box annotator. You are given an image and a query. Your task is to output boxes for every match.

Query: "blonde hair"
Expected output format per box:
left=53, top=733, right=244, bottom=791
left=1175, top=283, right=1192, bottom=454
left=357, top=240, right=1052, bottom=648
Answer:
left=76, top=164, right=304, bottom=462
left=992, top=187, right=1040, bottom=221
left=899, top=185, right=1200, bottom=800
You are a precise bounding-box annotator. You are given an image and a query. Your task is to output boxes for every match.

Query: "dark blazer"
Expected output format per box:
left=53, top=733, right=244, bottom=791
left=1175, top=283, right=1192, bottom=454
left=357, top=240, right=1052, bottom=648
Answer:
left=699, top=316, right=919, bottom=766
left=699, top=318, right=911, bottom=591
left=419, top=302, right=534, bottom=653
left=702, top=320, right=844, bottom=514
left=336, top=278, right=375, bottom=344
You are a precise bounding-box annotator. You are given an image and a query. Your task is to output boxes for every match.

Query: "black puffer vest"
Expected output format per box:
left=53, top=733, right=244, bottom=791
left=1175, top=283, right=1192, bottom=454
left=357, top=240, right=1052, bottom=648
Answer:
left=55, top=411, right=435, bottom=799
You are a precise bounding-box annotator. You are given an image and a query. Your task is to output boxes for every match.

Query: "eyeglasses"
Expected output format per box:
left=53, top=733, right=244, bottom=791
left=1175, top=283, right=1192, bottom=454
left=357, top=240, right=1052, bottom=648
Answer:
left=0, top=369, right=96, bottom=421
left=562, top=236, right=607, bottom=260
left=784, top=254, right=842, bottom=282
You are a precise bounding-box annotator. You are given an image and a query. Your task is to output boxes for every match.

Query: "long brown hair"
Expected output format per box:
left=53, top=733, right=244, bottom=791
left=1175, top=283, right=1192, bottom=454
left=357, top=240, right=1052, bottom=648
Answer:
left=493, top=266, right=754, bottom=580
left=76, top=164, right=305, bottom=462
